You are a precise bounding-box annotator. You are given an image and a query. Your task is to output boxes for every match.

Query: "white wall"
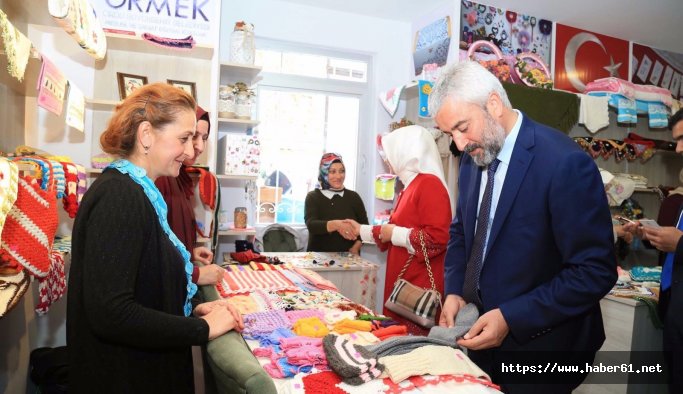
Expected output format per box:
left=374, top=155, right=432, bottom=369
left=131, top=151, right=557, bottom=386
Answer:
left=220, top=0, right=414, bottom=304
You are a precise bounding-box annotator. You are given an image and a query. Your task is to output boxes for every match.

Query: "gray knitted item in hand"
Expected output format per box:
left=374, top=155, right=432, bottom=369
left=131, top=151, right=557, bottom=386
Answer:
left=428, top=303, right=480, bottom=343
left=322, top=334, right=384, bottom=386
left=363, top=335, right=457, bottom=357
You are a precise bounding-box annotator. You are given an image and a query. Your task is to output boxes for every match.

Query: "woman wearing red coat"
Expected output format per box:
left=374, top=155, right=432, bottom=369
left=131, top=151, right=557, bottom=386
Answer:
left=352, top=125, right=452, bottom=335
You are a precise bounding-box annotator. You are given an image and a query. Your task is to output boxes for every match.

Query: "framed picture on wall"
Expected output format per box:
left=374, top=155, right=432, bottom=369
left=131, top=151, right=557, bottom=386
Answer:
left=167, top=79, right=197, bottom=100
left=116, top=72, right=148, bottom=100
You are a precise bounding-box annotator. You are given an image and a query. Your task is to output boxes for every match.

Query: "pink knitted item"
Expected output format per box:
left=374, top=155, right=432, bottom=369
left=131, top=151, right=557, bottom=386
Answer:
left=280, top=336, right=323, bottom=350
left=285, top=309, right=326, bottom=325
left=285, top=345, right=327, bottom=366
left=294, top=267, right=339, bottom=291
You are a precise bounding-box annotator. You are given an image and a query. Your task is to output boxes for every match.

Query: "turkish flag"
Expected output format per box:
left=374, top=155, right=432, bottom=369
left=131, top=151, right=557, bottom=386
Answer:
left=554, top=24, right=630, bottom=93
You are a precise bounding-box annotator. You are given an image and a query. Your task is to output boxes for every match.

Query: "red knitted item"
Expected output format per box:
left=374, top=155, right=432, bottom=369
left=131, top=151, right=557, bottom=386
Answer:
left=60, top=162, right=79, bottom=218
left=35, top=250, right=67, bottom=315
left=301, top=371, right=345, bottom=394
left=0, top=160, right=58, bottom=278
left=372, top=325, right=408, bottom=341
left=185, top=167, right=217, bottom=209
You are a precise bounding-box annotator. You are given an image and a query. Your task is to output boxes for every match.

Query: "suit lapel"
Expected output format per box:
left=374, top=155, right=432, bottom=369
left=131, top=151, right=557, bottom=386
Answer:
left=486, top=116, right=535, bottom=254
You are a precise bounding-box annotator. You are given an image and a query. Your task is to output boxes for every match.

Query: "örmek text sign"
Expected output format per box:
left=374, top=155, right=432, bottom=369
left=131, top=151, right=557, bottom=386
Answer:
left=91, top=0, right=218, bottom=45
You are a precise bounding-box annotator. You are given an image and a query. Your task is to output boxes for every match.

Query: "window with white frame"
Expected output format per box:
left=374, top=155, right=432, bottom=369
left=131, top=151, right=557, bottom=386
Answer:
left=254, top=42, right=370, bottom=225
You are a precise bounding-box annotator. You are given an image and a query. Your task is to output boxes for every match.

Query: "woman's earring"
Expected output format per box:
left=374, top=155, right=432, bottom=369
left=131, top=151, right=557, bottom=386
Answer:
left=143, top=145, right=149, bottom=155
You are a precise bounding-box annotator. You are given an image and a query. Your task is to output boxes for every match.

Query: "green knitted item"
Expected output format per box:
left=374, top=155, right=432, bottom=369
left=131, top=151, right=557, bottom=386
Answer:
left=503, top=82, right=580, bottom=134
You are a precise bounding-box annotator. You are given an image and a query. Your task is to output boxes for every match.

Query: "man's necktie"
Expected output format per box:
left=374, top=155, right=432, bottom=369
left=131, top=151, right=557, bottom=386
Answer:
left=463, top=159, right=501, bottom=306
left=661, top=211, right=683, bottom=291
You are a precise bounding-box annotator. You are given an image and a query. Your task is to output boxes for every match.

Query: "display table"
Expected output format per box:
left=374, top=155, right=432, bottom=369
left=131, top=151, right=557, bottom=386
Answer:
left=575, top=295, right=665, bottom=394
left=226, top=252, right=379, bottom=310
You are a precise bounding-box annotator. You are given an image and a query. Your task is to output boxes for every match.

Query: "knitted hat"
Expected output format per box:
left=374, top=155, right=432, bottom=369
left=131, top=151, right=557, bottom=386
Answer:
left=364, top=335, right=456, bottom=357
left=428, top=302, right=479, bottom=343
left=323, top=334, right=384, bottom=386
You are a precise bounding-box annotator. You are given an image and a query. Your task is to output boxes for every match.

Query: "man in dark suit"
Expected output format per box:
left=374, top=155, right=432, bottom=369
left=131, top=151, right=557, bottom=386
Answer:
left=624, top=108, right=683, bottom=393
left=430, top=61, right=617, bottom=393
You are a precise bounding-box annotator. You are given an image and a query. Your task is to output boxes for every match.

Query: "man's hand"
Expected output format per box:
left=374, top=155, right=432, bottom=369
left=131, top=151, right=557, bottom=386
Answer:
left=197, top=264, right=225, bottom=285
left=456, top=308, right=509, bottom=350
left=192, top=246, right=214, bottom=265
left=642, top=226, right=683, bottom=253
left=439, top=294, right=466, bottom=328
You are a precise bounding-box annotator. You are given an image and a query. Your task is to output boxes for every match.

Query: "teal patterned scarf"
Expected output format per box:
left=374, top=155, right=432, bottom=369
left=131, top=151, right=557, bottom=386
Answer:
left=108, top=159, right=196, bottom=316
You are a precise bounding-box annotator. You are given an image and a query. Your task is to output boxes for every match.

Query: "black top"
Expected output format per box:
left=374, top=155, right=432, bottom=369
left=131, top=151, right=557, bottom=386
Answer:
left=67, top=170, right=209, bottom=393
left=304, top=188, right=368, bottom=252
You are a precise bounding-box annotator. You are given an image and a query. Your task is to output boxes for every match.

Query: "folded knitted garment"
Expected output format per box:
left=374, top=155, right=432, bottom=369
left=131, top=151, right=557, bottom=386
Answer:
left=284, top=344, right=327, bottom=366
left=242, top=310, right=290, bottom=338
left=286, top=309, right=326, bottom=325
left=323, top=334, right=384, bottom=386
left=301, top=371, right=346, bottom=394
left=323, top=308, right=357, bottom=326
left=292, top=316, right=330, bottom=338
left=332, top=318, right=373, bottom=334
left=428, top=303, right=479, bottom=342
left=280, top=336, right=323, bottom=350
left=364, top=335, right=456, bottom=357
left=379, top=345, right=491, bottom=383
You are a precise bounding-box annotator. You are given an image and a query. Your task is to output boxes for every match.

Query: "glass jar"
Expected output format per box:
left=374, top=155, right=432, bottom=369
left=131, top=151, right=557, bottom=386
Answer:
left=234, top=207, right=248, bottom=229
left=229, top=22, right=255, bottom=65
left=235, top=92, right=252, bottom=119
left=218, top=85, right=235, bottom=118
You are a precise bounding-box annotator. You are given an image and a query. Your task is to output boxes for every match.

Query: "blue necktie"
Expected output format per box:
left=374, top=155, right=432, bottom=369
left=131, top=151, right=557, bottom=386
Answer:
left=661, top=211, right=683, bottom=291
left=463, top=159, right=501, bottom=306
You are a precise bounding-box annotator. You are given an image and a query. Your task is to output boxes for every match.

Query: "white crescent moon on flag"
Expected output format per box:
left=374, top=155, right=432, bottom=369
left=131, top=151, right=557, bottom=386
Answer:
left=564, top=32, right=607, bottom=92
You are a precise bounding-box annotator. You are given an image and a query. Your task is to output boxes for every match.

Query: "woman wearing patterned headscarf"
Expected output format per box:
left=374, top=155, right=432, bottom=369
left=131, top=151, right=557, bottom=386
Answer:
left=304, top=152, right=368, bottom=254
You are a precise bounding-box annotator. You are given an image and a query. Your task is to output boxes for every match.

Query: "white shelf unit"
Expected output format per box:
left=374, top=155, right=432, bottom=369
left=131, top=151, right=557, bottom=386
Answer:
left=217, top=118, right=260, bottom=126
left=211, top=61, right=261, bottom=246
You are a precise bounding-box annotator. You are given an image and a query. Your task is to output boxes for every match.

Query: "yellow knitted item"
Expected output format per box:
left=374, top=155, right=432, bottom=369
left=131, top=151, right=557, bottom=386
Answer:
left=292, top=316, right=329, bottom=338
left=332, top=318, right=373, bottom=334
left=379, top=345, right=491, bottom=383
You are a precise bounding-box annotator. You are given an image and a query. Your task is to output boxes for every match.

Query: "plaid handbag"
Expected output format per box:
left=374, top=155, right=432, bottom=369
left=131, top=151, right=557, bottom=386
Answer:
left=0, top=158, right=58, bottom=278
left=384, top=230, right=441, bottom=328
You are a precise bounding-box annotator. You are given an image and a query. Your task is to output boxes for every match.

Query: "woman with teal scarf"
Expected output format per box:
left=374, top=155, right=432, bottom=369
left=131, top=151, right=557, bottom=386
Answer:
left=67, top=83, right=243, bottom=393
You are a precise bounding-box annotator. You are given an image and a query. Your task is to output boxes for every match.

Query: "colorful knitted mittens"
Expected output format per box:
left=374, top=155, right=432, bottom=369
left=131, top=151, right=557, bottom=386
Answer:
left=322, top=334, right=384, bottom=386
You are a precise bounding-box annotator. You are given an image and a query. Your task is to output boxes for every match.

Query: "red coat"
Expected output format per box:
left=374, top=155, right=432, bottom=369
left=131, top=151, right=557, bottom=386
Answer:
left=375, top=173, right=452, bottom=335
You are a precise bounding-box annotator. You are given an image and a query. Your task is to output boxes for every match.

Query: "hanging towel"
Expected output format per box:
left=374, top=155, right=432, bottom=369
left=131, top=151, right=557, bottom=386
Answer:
left=578, top=94, right=609, bottom=133
left=503, top=82, right=579, bottom=133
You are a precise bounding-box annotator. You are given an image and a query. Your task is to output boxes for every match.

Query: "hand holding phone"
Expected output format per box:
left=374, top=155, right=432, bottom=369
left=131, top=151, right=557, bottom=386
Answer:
left=615, top=216, right=636, bottom=225
left=638, top=219, right=661, bottom=228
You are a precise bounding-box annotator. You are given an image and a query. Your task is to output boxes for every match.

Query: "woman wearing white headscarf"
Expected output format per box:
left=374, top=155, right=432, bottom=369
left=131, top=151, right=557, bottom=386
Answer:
left=350, top=125, right=452, bottom=335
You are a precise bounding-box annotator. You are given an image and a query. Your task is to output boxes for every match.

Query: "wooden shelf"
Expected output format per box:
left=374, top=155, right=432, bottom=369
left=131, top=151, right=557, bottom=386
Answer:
left=86, top=168, right=104, bottom=175
left=85, top=98, right=120, bottom=110
left=103, top=32, right=214, bottom=60
left=216, top=174, right=258, bottom=181
left=220, top=62, right=262, bottom=83
left=197, top=231, right=258, bottom=242
left=0, top=49, right=43, bottom=97
left=217, top=118, right=260, bottom=126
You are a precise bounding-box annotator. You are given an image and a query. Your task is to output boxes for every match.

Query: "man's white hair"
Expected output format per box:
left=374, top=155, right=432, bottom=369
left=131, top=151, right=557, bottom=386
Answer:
left=429, top=61, right=512, bottom=115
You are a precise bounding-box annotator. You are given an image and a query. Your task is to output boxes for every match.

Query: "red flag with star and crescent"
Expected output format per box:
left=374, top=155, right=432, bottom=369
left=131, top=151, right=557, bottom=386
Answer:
left=554, top=24, right=630, bottom=93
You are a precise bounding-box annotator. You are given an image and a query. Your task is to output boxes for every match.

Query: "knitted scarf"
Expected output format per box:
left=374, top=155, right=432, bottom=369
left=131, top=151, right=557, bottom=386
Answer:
left=107, top=159, right=196, bottom=316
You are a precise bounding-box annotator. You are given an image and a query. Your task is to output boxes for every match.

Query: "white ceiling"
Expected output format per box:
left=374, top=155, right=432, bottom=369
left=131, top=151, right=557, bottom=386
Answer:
left=279, top=0, right=683, bottom=53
